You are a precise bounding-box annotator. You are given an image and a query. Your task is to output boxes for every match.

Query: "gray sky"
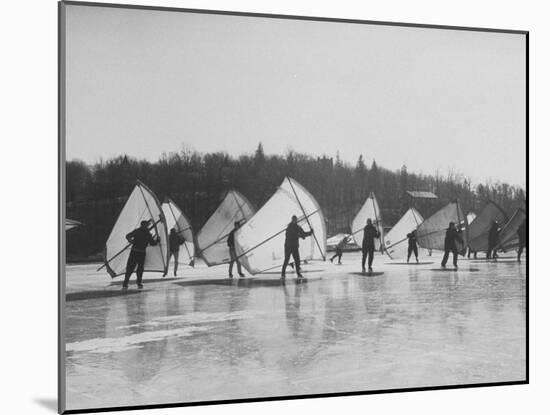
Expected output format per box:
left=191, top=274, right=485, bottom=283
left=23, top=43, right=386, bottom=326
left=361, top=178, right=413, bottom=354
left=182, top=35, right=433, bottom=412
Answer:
left=65, top=5, right=526, bottom=186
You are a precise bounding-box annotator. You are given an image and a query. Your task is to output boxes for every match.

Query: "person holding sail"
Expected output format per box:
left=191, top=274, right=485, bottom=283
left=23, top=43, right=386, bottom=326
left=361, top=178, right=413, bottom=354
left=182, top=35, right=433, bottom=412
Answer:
left=122, top=220, right=160, bottom=289
left=362, top=218, right=380, bottom=272
left=487, top=221, right=500, bottom=260
left=406, top=229, right=419, bottom=263
left=441, top=221, right=463, bottom=269
left=281, top=215, right=314, bottom=279
left=168, top=227, right=186, bottom=277
left=330, top=235, right=350, bottom=264
left=228, top=221, right=245, bottom=278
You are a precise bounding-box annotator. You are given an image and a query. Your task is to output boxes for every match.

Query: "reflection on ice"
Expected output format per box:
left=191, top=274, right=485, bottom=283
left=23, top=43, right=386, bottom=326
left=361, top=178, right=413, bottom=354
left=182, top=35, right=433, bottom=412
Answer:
left=64, top=253, right=526, bottom=410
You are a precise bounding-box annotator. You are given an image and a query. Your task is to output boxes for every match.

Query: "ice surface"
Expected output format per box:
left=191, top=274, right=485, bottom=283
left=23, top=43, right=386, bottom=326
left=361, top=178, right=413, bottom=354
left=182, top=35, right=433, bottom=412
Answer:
left=64, top=252, right=526, bottom=411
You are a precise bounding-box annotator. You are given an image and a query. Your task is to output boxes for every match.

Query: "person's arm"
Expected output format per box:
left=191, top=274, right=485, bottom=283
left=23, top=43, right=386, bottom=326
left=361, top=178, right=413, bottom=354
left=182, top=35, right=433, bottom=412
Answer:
left=126, top=229, right=137, bottom=243
left=455, top=230, right=463, bottom=244
left=148, top=232, right=159, bottom=246
left=297, top=225, right=308, bottom=239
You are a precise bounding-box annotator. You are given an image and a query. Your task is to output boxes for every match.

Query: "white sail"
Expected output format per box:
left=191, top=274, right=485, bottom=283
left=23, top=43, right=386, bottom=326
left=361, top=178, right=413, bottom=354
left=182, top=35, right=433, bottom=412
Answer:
left=384, top=208, right=425, bottom=259
left=196, top=190, right=255, bottom=266
left=162, top=198, right=195, bottom=266
left=468, top=201, right=508, bottom=252
left=234, top=177, right=327, bottom=275
left=497, top=204, right=526, bottom=251
left=351, top=192, right=384, bottom=251
left=416, top=200, right=469, bottom=254
left=65, top=219, right=82, bottom=231
left=467, top=212, right=477, bottom=225
left=102, top=181, right=169, bottom=278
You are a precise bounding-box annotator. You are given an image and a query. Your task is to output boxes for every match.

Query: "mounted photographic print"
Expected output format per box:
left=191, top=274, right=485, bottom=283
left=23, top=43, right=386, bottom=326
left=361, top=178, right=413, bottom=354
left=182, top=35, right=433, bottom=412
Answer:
left=59, top=1, right=528, bottom=413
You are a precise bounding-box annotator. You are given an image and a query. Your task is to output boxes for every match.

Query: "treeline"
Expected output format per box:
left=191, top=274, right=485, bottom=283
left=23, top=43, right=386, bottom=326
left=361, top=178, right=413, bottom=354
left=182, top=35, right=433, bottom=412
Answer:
left=66, top=143, right=525, bottom=260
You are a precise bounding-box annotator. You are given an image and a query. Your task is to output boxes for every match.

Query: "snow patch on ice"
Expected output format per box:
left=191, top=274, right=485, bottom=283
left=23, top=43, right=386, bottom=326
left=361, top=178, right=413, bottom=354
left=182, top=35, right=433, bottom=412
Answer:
left=66, top=326, right=208, bottom=354
left=67, top=311, right=260, bottom=354
left=117, top=310, right=259, bottom=329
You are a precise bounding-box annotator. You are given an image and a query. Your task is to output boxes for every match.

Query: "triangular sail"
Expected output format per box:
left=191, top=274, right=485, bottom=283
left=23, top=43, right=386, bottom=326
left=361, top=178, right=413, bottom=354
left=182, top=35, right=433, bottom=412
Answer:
left=351, top=192, right=384, bottom=251
left=234, top=177, right=327, bottom=275
left=417, top=200, right=469, bottom=254
left=497, top=204, right=526, bottom=251
left=196, top=190, right=255, bottom=266
left=162, top=198, right=195, bottom=266
left=102, top=181, right=169, bottom=278
left=384, top=208, right=424, bottom=259
left=468, top=201, right=508, bottom=252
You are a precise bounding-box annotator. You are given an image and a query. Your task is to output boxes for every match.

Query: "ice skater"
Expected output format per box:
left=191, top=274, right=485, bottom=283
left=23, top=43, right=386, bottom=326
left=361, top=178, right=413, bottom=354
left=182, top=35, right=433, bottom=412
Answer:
left=330, top=236, right=350, bottom=264
left=487, top=221, right=501, bottom=259
left=406, top=230, right=419, bottom=263
left=517, top=218, right=526, bottom=262
left=122, top=220, right=160, bottom=289
left=441, top=221, right=463, bottom=269
left=227, top=221, right=245, bottom=278
left=361, top=218, right=380, bottom=272
left=168, top=227, right=186, bottom=276
left=281, top=215, right=314, bottom=279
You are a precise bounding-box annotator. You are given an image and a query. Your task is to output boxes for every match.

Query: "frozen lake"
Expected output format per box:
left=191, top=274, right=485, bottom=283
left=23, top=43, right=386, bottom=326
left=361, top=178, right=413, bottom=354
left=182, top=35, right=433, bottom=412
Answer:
left=63, top=252, right=526, bottom=411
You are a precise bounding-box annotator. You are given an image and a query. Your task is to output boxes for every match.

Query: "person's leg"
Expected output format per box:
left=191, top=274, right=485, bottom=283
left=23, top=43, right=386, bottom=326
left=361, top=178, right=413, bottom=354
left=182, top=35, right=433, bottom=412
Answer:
left=229, top=249, right=235, bottom=277
left=168, top=251, right=173, bottom=273
left=173, top=250, right=179, bottom=276
left=292, top=248, right=302, bottom=277
left=407, top=246, right=412, bottom=262
left=441, top=248, right=449, bottom=267
left=123, top=251, right=137, bottom=288
left=136, top=252, right=145, bottom=287
left=452, top=248, right=458, bottom=268
left=337, top=250, right=343, bottom=264
left=361, top=248, right=367, bottom=271
left=414, top=245, right=418, bottom=262
left=368, top=247, right=374, bottom=269
left=235, top=249, right=244, bottom=276
left=281, top=246, right=291, bottom=277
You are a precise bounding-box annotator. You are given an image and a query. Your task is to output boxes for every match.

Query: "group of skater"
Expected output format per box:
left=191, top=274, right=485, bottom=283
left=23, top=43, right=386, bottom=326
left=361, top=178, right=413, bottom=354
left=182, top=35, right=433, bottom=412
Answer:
left=330, top=218, right=527, bottom=272
left=121, top=214, right=317, bottom=288
left=441, top=218, right=526, bottom=269
left=121, top=214, right=527, bottom=288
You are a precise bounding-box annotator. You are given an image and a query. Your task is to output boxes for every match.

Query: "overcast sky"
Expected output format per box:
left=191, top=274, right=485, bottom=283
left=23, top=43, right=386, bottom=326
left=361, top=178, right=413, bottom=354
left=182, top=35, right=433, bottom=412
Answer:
left=65, top=5, right=526, bottom=186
